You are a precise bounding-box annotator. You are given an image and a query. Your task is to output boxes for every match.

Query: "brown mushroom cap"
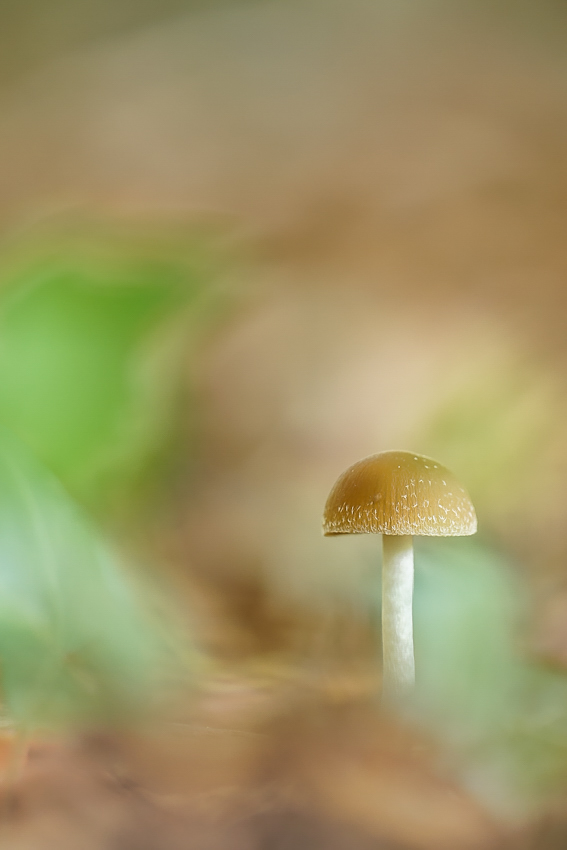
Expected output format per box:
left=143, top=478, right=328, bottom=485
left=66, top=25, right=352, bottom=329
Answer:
left=323, top=451, right=477, bottom=537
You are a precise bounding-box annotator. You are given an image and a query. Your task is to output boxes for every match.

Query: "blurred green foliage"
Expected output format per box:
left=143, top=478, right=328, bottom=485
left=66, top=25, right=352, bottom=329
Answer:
left=413, top=538, right=567, bottom=804
left=0, top=427, right=185, bottom=727
left=0, top=232, right=221, bottom=513
left=414, top=539, right=523, bottom=734
left=0, top=226, right=224, bottom=726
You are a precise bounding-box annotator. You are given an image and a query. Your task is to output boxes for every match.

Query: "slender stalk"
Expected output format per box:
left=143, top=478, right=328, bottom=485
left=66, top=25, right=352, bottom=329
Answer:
left=381, top=534, right=415, bottom=704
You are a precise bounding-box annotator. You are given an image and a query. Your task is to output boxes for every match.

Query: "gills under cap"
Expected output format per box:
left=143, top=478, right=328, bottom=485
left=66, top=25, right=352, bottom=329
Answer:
left=323, top=450, right=477, bottom=537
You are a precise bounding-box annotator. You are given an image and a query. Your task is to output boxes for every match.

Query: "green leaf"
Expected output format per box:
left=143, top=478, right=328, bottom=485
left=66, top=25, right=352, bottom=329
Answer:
left=413, top=538, right=524, bottom=735
left=413, top=538, right=567, bottom=802
left=0, top=428, right=183, bottom=726
left=0, top=237, right=220, bottom=509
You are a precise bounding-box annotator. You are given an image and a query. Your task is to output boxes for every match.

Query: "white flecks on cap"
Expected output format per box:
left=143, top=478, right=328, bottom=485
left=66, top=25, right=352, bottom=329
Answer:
left=323, top=450, right=477, bottom=537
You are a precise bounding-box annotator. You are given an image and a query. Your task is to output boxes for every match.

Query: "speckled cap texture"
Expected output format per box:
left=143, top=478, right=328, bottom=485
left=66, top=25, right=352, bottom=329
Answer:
left=323, top=450, right=477, bottom=537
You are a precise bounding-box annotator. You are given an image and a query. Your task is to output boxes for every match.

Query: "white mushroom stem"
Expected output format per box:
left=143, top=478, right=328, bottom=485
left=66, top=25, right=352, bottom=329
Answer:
left=381, top=534, right=415, bottom=703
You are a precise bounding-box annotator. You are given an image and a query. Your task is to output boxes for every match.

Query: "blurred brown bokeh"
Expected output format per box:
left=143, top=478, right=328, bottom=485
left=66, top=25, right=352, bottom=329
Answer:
left=2, top=1, right=567, bottom=848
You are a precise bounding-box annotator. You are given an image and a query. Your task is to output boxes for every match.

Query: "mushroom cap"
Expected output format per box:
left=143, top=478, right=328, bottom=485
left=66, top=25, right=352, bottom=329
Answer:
left=323, top=450, right=477, bottom=537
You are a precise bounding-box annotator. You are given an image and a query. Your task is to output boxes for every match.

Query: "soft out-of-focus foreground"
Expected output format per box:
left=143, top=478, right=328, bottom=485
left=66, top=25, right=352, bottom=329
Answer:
left=2, top=0, right=567, bottom=847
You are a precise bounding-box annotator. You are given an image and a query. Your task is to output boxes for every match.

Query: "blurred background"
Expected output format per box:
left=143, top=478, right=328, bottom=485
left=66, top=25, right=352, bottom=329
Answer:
left=1, top=0, right=567, bottom=847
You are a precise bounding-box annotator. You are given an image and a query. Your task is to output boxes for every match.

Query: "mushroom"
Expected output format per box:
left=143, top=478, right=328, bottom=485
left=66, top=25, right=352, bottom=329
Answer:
left=323, top=450, right=477, bottom=704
